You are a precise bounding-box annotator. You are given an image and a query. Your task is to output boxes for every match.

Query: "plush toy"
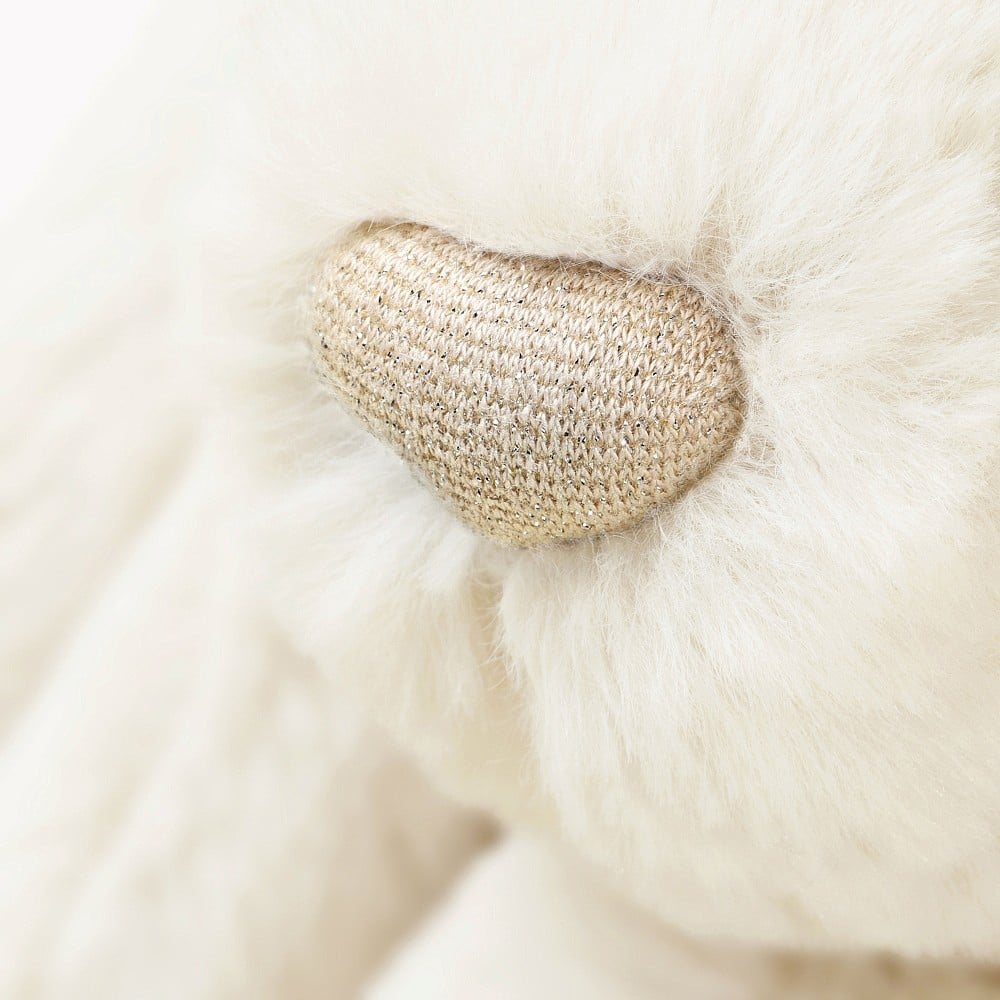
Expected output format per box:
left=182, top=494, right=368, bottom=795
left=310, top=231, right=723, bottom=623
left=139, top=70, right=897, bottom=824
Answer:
left=2, top=1, right=999, bottom=997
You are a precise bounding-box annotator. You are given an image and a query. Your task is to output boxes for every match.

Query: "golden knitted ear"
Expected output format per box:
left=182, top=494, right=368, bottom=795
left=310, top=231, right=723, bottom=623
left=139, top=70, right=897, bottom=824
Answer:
left=311, top=223, right=744, bottom=547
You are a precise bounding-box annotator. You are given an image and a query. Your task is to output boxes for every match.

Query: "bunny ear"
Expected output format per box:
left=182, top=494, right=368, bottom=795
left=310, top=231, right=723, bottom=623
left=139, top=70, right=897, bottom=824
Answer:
left=0, top=0, right=221, bottom=719
left=0, top=17, right=215, bottom=995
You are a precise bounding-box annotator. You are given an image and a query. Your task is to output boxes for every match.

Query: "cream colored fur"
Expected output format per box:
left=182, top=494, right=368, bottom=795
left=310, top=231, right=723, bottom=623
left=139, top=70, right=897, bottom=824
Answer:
left=2, top=0, right=999, bottom=996
left=370, top=838, right=1000, bottom=1000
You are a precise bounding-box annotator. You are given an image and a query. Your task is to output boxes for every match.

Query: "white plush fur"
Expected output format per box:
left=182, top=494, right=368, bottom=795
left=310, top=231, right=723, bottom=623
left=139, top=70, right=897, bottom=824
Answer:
left=370, top=838, right=1000, bottom=1000
left=2, top=0, right=999, bottom=995
left=369, top=836, right=761, bottom=1000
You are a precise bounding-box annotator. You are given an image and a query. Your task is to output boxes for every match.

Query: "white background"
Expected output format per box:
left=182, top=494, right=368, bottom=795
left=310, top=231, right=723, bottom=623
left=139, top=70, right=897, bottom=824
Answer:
left=1, top=3, right=156, bottom=217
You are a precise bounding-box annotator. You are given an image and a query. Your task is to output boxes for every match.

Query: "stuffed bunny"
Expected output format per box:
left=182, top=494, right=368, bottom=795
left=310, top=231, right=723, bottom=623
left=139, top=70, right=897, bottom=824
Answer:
left=2, top=2, right=999, bottom=996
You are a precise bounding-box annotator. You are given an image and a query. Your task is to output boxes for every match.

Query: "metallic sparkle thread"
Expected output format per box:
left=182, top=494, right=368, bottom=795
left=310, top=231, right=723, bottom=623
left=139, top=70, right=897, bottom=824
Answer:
left=311, top=223, right=744, bottom=546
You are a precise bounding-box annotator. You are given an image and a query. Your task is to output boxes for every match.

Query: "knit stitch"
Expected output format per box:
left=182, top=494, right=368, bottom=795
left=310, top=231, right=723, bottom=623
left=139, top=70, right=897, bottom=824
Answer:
left=312, top=223, right=744, bottom=545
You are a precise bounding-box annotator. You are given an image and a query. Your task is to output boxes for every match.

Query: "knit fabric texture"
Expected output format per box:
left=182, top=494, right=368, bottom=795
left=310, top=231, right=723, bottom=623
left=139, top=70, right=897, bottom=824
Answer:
left=311, top=223, right=744, bottom=546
